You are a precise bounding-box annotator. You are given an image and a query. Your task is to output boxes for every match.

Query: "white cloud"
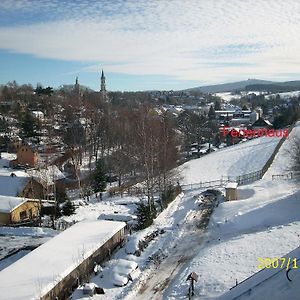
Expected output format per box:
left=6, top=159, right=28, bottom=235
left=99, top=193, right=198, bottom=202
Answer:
left=1, top=0, right=300, bottom=84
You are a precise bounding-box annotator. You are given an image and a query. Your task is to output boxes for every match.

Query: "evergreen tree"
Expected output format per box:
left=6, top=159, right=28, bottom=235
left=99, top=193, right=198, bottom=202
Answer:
left=92, top=159, right=107, bottom=193
left=21, top=111, right=37, bottom=137
left=214, top=100, right=221, bottom=111
left=136, top=202, right=156, bottom=229
left=62, top=200, right=75, bottom=216
left=208, top=105, right=216, bottom=120
left=56, top=187, right=68, bottom=203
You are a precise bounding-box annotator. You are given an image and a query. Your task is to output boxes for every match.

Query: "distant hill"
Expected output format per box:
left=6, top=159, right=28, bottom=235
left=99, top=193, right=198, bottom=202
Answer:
left=186, top=79, right=300, bottom=94
left=245, top=80, right=300, bottom=93
left=187, top=79, right=274, bottom=93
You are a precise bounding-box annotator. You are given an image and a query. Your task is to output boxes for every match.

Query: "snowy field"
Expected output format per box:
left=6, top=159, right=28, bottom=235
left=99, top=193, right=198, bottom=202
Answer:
left=180, top=136, right=281, bottom=185
left=61, top=194, right=139, bottom=224
left=214, top=92, right=242, bottom=102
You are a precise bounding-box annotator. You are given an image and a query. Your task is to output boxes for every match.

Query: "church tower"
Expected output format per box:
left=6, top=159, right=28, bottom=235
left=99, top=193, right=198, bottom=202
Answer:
left=100, top=70, right=108, bottom=102
left=74, top=76, right=80, bottom=96
left=100, top=70, right=106, bottom=92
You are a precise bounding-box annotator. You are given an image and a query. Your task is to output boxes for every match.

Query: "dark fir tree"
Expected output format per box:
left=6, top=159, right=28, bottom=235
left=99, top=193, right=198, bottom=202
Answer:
left=214, top=100, right=221, bottom=111
left=21, top=110, right=38, bottom=137
left=93, top=159, right=107, bottom=193
left=208, top=105, right=216, bottom=120
left=62, top=200, right=75, bottom=216
left=136, top=201, right=156, bottom=229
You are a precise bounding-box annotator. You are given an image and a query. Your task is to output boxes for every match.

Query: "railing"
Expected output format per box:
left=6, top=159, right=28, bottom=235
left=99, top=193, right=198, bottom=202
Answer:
left=181, top=170, right=263, bottom=191
left=272, top=171, right=300, bottom=180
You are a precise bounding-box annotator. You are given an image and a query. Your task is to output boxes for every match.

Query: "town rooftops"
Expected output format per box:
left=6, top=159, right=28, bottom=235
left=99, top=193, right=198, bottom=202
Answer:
left=0, top=219, right=126, bottom=300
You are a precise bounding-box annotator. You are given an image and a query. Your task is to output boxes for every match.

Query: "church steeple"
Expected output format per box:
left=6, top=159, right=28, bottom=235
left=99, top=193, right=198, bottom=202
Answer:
left=100, top=70, right=106, bottom=92
left=74, top=76, right=80, bottom=96
left=100, top=69, right=109, bottom=102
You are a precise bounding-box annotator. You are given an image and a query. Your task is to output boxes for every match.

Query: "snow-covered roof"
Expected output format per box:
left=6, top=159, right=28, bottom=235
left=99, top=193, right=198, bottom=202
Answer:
left=0, top=167, right=30, bottom=197
left=226, top=182, right=238, bottom=189
left=98, top=213, right=137, bottom=222
left=0, top=195, right=27, bottom=213
left=28, top=165, right=65, bottom=186
left=0, top=220, right=126, bottom=300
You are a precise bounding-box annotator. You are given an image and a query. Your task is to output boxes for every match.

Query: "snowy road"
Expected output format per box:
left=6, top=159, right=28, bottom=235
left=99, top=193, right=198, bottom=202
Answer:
left=132, top=193, right=217, bottom=300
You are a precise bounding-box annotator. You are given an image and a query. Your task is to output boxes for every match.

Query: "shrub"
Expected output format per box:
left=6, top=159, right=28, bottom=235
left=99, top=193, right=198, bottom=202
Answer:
left=62, top=200, right=76, bottom=216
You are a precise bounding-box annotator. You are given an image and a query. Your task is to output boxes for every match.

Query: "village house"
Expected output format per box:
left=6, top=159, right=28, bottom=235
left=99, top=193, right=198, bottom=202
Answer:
left=251, top=117, right=273, bottom=130
left=0, top=165, right=65, bottom=199
left=0, top=195, right=40, bottom=225
left=10, top=143, right=39, bottom=168
left=222, top=127, right=246, bottom=145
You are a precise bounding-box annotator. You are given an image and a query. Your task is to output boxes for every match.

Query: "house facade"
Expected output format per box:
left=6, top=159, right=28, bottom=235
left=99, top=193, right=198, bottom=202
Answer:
left=0, top=196, right=40, bottom=225
left=10, top=143, right=39, bottom=167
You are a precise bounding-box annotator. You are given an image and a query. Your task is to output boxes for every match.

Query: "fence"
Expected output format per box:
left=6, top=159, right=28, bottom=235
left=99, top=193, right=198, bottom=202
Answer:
left=181, top=170, right=263, bottom=191
left=272, top=172, right=300, bottom=181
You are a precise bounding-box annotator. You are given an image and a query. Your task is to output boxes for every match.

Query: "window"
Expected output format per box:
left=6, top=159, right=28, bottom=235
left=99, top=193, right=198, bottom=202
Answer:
left=19, top=210, right=27, bottom=220
left=28, top=208, right=33, bottom=218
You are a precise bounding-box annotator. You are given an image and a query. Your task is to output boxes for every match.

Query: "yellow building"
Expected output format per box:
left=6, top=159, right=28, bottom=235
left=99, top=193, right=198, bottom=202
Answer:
left=0, top=196, right=40, bottom=225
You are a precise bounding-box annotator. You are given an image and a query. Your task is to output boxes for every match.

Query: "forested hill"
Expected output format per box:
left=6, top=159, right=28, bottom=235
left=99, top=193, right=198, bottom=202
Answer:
left=245, top=81, right=300, bottom=93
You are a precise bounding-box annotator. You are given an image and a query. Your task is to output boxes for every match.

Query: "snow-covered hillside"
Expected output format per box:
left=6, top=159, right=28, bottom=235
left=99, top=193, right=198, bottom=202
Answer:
left=180, top=136, right=281, bottom=185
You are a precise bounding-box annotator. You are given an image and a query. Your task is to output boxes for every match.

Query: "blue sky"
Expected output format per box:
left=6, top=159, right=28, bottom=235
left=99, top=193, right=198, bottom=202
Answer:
left=0, top=0, right=300, bottom=91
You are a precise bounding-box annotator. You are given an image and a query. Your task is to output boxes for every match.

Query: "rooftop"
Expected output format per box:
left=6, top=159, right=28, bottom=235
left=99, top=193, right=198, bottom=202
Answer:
left=0, top=195, right=27, bottom=213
